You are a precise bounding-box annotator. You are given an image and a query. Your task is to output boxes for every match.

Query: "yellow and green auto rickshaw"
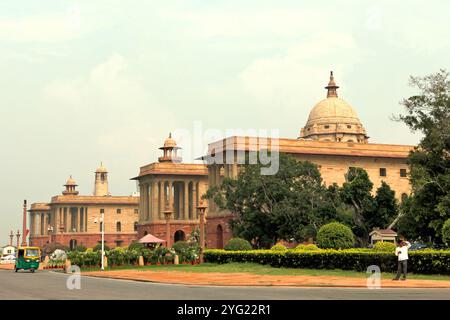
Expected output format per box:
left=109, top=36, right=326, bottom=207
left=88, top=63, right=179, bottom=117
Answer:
left=15, top=247, right=40, bottom=273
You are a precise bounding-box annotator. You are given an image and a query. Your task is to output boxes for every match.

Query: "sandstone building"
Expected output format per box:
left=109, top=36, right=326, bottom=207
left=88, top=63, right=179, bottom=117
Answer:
left=132, top=134, right=209, bottom=245
left=29, top=164, right=139, bottom=249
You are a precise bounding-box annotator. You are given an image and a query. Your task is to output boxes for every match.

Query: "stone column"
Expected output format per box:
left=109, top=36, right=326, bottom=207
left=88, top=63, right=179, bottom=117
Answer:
left=139, top=184, right=145, bottom=222
left=178, top=183, right=183, bottom=220
left=168, top=180, right=173, bottom=211
left=232, top=162, right=238, bottom=179
left=77, top=207, right=81, bottom=232
left=159, top=181, right=165, bottom=220
left=192, top=181, right=197, bottom=219
left=145, top=184, right=150, bottom=221
left=84, top=207, right=88, bottom=233
left=151, top=181, right=158, bottom=221
left=184, top=181, right=189, bottom=220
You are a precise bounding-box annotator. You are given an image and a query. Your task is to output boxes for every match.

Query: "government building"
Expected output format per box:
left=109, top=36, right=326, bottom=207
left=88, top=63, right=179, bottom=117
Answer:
left=134, top=72, right=414, bottom=248
left=29, top=164, right=139, bottom=249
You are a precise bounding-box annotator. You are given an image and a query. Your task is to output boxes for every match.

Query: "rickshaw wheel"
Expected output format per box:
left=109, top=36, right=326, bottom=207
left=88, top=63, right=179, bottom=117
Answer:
left=14, top=268, right=18, bottom=272
left=30, top=269, right=35, bottom=273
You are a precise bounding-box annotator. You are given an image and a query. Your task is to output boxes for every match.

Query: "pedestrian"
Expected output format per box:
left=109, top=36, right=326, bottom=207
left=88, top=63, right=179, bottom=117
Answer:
left=393, top=238, right=411, bottom=281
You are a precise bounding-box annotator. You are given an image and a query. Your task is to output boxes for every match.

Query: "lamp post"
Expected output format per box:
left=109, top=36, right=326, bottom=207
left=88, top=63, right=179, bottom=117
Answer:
left=22, top=200, right=27, bottom=246
left=163, top=207, right=173, bottom=248
left=9, top=230, right=14, bottom=246
left=94, top=212, right=105, bottom=270
left=47, top=225, right=54, bottom=244
left=196, top=201, right=207, bottom=264
left=16, top=230, right=21, bottom=249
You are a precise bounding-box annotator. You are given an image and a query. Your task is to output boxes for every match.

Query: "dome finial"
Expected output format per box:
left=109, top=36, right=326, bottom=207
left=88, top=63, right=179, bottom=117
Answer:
left=325, top=71, right=339, bottom=98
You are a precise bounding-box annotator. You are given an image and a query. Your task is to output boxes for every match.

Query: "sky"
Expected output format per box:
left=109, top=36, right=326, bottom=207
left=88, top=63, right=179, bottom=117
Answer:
left=1, top=0, right=449, bottom=244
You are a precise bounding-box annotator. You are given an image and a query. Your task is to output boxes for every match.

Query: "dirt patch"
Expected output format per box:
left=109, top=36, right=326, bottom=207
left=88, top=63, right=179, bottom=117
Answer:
left=82, top=269, right=450, bottom=288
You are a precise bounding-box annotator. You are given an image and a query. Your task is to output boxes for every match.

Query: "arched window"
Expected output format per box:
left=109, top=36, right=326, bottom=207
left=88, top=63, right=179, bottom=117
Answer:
left=116, top=222, right=121, bottom=232
left=134, top=222, right=138, bottom=232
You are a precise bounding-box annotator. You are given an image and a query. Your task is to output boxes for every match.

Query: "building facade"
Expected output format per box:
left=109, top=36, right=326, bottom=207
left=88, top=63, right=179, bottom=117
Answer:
left=200, top=72, right=414, bottom=248
left=29, top=165, right=139, bottom=249
left=133, top=134, right=208, bottom=245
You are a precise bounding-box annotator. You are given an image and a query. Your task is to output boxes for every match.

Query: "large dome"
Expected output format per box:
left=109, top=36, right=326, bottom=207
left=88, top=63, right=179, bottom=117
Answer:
left=306, top=97, right=362, bottom=127
left=299, top=72, right=369, bottom=144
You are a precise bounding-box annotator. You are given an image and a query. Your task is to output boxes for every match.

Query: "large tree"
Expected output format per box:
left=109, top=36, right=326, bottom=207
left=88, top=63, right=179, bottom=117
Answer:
left=396, top=70, right=450, bottom=242
left=205, top=153, right=338, bottom=248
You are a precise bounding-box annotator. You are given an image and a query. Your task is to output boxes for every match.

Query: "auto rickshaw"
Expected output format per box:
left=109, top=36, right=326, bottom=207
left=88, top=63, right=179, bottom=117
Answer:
left=15, top=247, right=40, bottom=273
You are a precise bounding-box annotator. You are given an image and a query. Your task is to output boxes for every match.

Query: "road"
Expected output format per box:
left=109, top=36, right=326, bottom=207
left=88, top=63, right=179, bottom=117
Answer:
left=0, top=269, right=449, bottom=300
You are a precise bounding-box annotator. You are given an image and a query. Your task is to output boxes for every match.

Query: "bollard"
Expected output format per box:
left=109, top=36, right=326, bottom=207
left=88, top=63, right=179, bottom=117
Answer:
left=138, top=256, right=144, bottom=266
left=174, top=255, right=179, bottom=265
left=65, top=259, right=71, bottom=274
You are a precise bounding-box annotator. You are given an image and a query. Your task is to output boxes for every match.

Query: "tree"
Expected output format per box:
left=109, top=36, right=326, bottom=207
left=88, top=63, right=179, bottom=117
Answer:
left=205, top=153, right=339, bottom=248
left=340, top=167, right=376, bottom=244
left=371, top=181, right=399, bottom=229
left=442, top=219, right=450, bottom=245
left=396, top=70, right=450, bottom=242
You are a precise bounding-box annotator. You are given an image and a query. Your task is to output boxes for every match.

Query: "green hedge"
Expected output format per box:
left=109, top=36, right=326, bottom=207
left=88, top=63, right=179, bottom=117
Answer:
left=204, top=249, right=450, bottom=275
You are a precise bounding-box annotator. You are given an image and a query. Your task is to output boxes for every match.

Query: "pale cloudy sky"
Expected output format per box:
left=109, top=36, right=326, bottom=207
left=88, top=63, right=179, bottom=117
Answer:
left=1, top=0, right=449, bottom=244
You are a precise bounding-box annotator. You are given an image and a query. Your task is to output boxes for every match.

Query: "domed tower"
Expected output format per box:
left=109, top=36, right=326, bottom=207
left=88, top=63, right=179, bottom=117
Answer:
left=62, top=176, right=79, bottom=195
left=94, top=163, right=109, bottom=196
left=299, top=72, right=369, bottom=143
left=158, top=133, right=182, bottom=163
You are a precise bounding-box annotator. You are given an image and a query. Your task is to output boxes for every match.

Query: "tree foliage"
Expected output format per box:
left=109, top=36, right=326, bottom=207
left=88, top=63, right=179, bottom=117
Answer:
left=206, top=153, right=339, bottom=248
left=316, top=222, right=355, bottom=249
left=396, top=70, right=450, bottom=242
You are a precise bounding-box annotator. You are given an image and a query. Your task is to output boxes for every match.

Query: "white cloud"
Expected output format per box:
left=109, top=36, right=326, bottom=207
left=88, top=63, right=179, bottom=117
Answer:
left=42, top=54, right=177, bottom=161
left=239, top=32, right=360, bottom=110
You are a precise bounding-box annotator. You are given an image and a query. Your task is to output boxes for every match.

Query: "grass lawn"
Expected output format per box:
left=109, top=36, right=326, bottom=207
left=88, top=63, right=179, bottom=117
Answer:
left=80, top=262, right=450, bottom=281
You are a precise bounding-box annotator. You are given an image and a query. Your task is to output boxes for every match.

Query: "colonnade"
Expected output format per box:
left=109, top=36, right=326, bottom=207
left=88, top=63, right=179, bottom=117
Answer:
left=139, top=179, right=201, bottom=222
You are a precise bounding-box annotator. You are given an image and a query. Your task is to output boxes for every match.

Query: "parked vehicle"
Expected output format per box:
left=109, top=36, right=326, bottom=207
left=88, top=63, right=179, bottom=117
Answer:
left=14, top=247, right=40, bottom=272
left=0, top=254, right=16, bottom=264
left=409, top=243, right=428, bottom=251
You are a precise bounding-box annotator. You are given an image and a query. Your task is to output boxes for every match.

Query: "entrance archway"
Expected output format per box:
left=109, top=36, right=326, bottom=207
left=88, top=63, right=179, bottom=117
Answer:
left=174, top=230, right=186, bottom=243
left=216, top=225, right=224, bottom=249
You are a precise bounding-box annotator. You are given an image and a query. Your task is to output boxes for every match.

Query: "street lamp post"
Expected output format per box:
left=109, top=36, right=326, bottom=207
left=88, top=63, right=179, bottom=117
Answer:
left=196, top=201, right=208, bottom=264
left=47, top=225, right=54, bottom=244
left=94, top=212, right=105, bottom=270
left=163, top=207, right=173, bottom=248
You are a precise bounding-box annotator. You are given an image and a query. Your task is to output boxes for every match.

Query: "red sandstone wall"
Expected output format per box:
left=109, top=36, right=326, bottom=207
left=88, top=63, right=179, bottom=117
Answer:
left=29, top=233, right=137, bottom=249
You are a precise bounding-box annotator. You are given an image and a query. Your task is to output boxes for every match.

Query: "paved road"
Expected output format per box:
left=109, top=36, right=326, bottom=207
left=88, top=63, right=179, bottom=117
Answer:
left=0, top=269, right=449, bottom=300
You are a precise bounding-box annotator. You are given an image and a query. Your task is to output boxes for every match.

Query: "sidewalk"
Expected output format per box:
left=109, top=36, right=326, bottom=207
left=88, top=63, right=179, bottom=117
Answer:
left=82, top=269, right=450, bottom=288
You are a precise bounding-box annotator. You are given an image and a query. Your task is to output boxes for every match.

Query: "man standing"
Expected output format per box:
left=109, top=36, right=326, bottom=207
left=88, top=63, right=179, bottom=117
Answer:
left=393, top=238, right=411, bottom=281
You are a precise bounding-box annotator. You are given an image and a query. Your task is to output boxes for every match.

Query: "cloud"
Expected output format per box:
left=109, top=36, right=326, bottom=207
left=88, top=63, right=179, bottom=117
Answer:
left=239, top=32, right=360, bottom=110
left=0, top=7, right=82, bottom=43
left=42, top=54, right=177, bottom=162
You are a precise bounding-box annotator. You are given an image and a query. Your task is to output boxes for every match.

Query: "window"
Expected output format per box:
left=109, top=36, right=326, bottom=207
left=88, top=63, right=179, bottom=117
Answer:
left=100, top=208, right=104, bottom=214
left=134, top=209, right=139, bottom=214
left=347, top=125, right=352, bottom=129
left=99, top=222, right=103, bottom=232
left=379, top=168, right=387, bottom=177
left=116, top=208, right=121, bottom=214
left=134, top=222, right=138, bottom=231
left=324, top=125, right=330, bottom=129
left=115, top=240, right=123, bottom=247
left=116, top=221, right=121, bottom=232
left=400, top=169, right=407, bottom=177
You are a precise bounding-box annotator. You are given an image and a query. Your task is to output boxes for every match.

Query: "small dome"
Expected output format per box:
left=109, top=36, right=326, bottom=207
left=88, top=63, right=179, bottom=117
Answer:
left=65, top=176, right=77, bottom=186
left=96, top=163, right=108, bottom=173
left=160, top=133, right=180, bottom=149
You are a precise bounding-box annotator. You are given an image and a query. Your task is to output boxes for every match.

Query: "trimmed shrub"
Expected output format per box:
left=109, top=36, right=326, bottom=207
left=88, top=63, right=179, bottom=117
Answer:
left=443, top=219, right=450, bottom=245
left=93, top=243, right=110, bottom=252
left=295, top=244, right=319, bottom=251
left=127, top=241, right=144, bottom=251
left=172, top=241, right=190, bottom=254
left=204, top=249, right=450, bottom=274
left=317, top=222, right=354, bottom=249
left=271, top=244, right=287, bottom=251
left=74, top=245, right=87, bottom=252
left=373, top=242, right=396, bottom=252
left=224, top=238, right=252, bottom=251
